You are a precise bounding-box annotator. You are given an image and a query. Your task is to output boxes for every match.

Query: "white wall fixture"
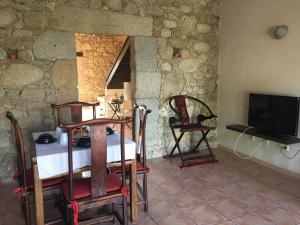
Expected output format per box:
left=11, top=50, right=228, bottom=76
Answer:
left=124, top=82, right=131, bottom=100
left=273, top=25, right=288, bottom=39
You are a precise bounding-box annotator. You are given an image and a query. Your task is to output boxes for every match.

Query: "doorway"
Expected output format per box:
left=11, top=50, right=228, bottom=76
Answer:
left=75, top=33, right=132, bottom=123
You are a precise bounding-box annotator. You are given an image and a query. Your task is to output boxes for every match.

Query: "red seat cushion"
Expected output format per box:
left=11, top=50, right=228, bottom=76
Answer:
left=25, top=169, right=65, bottom=189
left=63, top=174, right=121, bottom=200
left=111, top=162, right=150, bottom=174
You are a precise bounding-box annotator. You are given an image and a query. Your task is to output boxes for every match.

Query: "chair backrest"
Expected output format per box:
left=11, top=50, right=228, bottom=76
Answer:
left=6, top=111, right=27, bottom=188
left=132, top=105, right=152, bottom=166
left=60, top=118, right=131, bottom=200
left=169, top=95, right=215, bottom=123
left=51, top=101, right=100, bottom=127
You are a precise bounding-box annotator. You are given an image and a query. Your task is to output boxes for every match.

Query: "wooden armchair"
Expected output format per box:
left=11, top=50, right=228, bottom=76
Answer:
left=6, top=111, right=65, bottom=225
left=51, top=101, right=99, bottom=126
left=164, top=95, right=218, bottom=168
left=60, top=118, right=130, bottom=225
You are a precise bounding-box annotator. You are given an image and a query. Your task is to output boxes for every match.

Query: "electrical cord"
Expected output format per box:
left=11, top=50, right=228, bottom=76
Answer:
left=233, top=127, right=300, bottom=160
left=280, top=148, right=300, bottom=159
left=233, top=127, right=266, bottom=160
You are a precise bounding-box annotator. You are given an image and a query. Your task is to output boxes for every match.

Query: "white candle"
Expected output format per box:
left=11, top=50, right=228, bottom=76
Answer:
left=123, top=82, right=131, bottom=101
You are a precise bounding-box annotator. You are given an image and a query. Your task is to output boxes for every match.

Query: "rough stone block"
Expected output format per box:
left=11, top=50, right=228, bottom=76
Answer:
left=161, top=28, right=172, bottom=38
left=197, top=24, right=212, bottom=33
left=179, top=5, right=192, bottom=13
left=17, top=50, right=32, bottom=61
left=33, top=31, right=76, bottom=59
left=134, top=36, right=158, bottom=72
left=194, top=42, right=210, bottom=52
left=13, top=29, right=33, bottom=37
left=65, top=0, right=87, bottom=7
left=52, top=60, right=78, bottom=103
left=21, top=88, right=45, bottom=101
left=145, top=5, right=164, bottom=16
left=0, top=88, right=5, bottom=98
left=6, top=89, right=20, bottom=99
left=163, top=20, right=177, bottom=28
left=198, top=54, right=209, bottom=63
left=104, top=0, right=122, bottom=11
left=0, top=9, right=16, bottom=28
left=15, top=0, right=36, bottom=2
left=179, top=58, right=200, bottom=72
left=161, top=62, right=171, bottom=71
left=159, top=46, right=173, bottom=60
left=135, top=72, right=161, bottom=99
left=23, top=12, right=49, bottom=29
left=180, top=15, right=197, bottom=35
left=124, top=2, right=138, bottom=15
left=0, top=64, right=43, bottom=87
left=0, top=47, right=7, bottom=60
left=160, top=73, right=184, bottom=98
left=89, top=0, right=103, bottom=9
left=53, top=6, right=153, bottom=36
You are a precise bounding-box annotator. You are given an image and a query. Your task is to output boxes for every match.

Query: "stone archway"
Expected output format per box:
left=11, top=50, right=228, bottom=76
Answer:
left=32, top=6, right=161, bottom=154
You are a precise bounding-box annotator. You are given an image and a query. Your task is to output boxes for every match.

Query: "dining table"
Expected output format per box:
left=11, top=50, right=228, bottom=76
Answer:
left=31, top=130, right=138, bottom=225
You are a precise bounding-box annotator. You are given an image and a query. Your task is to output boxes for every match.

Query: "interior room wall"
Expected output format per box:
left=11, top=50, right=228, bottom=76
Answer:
left=76, top=34, right=127, bottom=102
left=219, top=0, right=300, bottom=174
left=0, top=0, right=220, bottom=183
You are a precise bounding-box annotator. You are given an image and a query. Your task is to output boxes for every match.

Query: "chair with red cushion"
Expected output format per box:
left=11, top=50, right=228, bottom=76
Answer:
left=164, top=95, right=218, bottom=168
left=6, top=111, right=65, bottom=225
left=51, top=101, right=100, bottom=126
left=60, top=118, right=130, bottom=225
left=111, top=104, right=151, bottom=212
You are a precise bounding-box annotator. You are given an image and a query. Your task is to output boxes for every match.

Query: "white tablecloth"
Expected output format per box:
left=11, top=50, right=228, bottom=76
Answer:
left=33, top=131, right=136, bottom=179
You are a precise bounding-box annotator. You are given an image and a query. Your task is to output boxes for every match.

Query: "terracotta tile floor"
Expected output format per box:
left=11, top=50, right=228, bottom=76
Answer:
left=1, top=149, right=300, bottom=225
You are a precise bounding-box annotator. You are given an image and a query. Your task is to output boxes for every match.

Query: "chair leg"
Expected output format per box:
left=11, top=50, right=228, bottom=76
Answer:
left=122, top=196, right=128, bottom=225
left=190, top=130, right=209, bottom=152
left=70, top=208, right=75, bottom=225
left=202, top=131, right=214, bottom=156
left=168, top=130, right=184, bottom=157
left=169, top=129, right=186, bottom=167
left=143, top=173, right=148, bottom=213
left=65, top=204, right=72, bottom=225
left=25, top=195, right=32, bottom=225
left=112, top=203, right=115, bottom=224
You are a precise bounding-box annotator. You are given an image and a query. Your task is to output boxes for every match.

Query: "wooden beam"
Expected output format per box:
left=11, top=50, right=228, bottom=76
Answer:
left=33, top=162, right=45, bottom=225
left=130, top=159, right=137, bottom=222
left=91, top=125, right=107, bottom=197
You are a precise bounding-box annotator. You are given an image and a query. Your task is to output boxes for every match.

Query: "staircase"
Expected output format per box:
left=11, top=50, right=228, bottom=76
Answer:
left=106, top=38, right=131, bottom=89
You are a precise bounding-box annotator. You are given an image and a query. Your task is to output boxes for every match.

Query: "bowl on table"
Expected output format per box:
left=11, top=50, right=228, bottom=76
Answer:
left=35, top=133, right=57, bottom=144
left=76, top=136, right=90, bottom=148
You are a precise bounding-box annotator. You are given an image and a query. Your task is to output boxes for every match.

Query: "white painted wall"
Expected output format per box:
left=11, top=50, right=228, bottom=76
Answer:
left=218, top=0, right=300, bottom=174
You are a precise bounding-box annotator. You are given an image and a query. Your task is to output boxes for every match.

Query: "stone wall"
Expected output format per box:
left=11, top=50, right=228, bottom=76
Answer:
left=0, top=0, right=220, bottom=183
left=76, top=34, right=127, bottom=102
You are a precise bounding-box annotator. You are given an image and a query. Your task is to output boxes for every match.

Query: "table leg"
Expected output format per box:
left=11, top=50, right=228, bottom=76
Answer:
left=130, top=159, right=137, bottom=222
left=33, top=163, right=45, bottom=225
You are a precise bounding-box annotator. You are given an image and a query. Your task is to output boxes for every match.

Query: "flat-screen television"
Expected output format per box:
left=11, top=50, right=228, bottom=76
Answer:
left=248, top=93, right=300, bottom=137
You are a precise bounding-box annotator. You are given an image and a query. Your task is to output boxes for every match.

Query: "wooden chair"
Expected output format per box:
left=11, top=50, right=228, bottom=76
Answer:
left=111, top=104, right=152, bottom=212
left=51, top=101, right=100, bottom=127
left=60, top=118, right=130, bottom=225
left=6, top=111, right=65, bottom=225
left=164, top=95, right=218, bottom=168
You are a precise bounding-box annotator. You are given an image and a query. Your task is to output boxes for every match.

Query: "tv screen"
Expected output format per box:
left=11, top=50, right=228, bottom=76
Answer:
left=248, top=93, right=300, bottom=137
